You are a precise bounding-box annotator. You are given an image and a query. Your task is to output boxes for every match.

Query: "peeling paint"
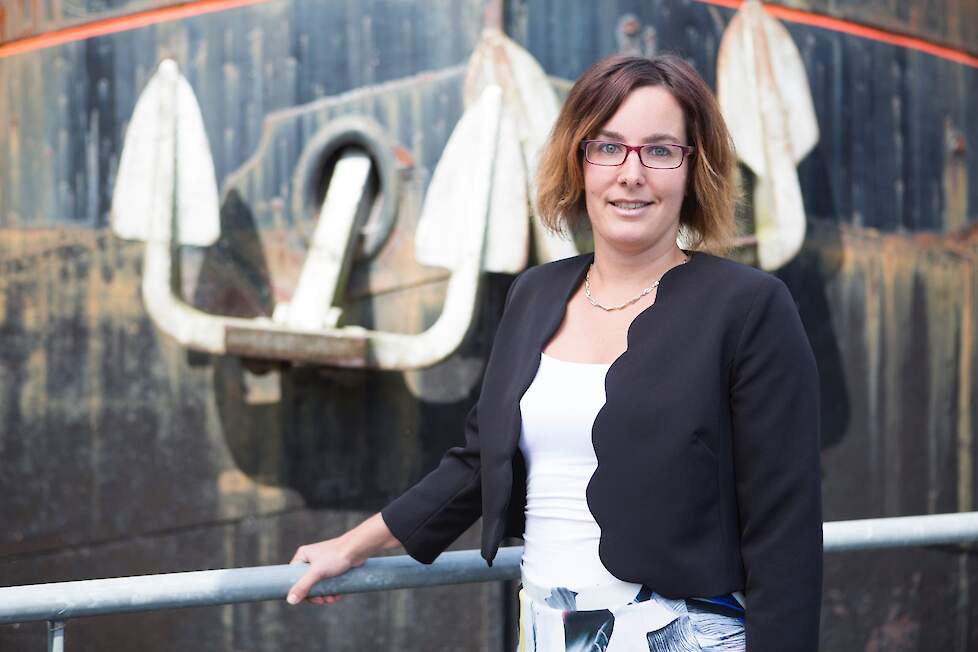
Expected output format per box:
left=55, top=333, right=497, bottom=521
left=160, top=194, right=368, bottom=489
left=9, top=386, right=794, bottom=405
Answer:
left=1, top=2, right=978, bottom=651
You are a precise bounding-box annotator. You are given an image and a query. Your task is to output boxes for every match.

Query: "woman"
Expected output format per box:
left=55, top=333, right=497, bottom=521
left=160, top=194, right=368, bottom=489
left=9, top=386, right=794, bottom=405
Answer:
left=287, top=54, right=822, bottom=652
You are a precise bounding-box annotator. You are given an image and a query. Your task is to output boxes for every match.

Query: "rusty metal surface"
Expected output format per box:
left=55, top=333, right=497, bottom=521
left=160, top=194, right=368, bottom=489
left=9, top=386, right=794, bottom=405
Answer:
left=211, top=64, right=465, bottom=308
left=5, top=1, right=975, bottom=58
left=0, top=0, right=977, bottom=650
left=765, top=0, right=978, bottom=57
left=0, top=0, right=483, bottom=228
left=509, top=0, right=977, bottom=232
left=795, top=220, right=978, bottom=650
left=1, top=1, right=194, bottom=43
left=0, top=1, right=511, bottom=651
left=224, top=325, right=369, bottom=366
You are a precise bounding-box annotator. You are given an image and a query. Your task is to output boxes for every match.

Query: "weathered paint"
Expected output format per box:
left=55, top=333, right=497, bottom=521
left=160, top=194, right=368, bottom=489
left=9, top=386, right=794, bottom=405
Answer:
left=1, top=1, right=978, bottom=651
left=1, top=2, right=513, bottom=651
left=461, top=27, right=578, bottom=264
left=791, top=220, right=978, bottom=649
left=774, top=0, right=978, bottom=58
left=717, top=0, right=817, bottom=269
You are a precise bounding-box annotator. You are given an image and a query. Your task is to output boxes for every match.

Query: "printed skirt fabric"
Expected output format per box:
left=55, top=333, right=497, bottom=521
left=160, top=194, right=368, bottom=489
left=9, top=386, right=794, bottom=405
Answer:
left=516, top=582, right=746, bottom=652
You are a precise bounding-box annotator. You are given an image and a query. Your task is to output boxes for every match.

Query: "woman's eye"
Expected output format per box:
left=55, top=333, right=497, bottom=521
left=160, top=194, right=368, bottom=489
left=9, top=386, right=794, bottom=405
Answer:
left=599, top=143, right=622, bottom=154
left=647, top=145, right=671, bottom=157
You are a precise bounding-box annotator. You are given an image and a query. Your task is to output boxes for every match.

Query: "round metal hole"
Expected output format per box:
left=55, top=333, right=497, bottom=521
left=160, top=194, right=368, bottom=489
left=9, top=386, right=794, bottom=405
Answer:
left=291, top=116, right=399, bottom=260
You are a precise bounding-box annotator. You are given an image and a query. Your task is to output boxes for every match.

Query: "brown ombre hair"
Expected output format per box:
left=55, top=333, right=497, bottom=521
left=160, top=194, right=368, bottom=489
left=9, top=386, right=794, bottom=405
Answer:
left=536, top=54, right=738, bottom=253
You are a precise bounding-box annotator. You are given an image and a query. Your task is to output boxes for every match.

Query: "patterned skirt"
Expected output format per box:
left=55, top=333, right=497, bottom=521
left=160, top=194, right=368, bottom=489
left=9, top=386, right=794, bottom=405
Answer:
left=517, top=577, right=746, bottom=652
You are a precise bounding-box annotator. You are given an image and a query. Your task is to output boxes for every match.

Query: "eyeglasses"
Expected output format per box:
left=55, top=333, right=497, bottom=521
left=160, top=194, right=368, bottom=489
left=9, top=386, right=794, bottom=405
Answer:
left=580, top=140, right=694, bottom=169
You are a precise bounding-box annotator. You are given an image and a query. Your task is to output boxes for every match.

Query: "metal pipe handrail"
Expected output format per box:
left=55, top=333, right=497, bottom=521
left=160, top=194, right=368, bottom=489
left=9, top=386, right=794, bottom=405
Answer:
left=0, top=547, right=523, bottom=626
left=2, top=511, right=978, bottom=627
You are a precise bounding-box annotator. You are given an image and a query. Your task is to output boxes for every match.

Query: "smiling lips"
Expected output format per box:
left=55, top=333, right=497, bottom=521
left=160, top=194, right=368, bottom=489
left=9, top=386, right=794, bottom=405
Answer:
left=609, top=199, right=654, bottom=213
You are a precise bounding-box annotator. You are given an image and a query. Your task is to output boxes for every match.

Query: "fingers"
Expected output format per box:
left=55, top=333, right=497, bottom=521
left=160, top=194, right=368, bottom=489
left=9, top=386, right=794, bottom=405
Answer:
left=307, top=595, right=341, bottom=605
left=287, top=546, right=312, bottom=604
left=286, top=567, right=345, bottom=606
left=287, top=566, right=320, bottom=605
left=286, top=543, right=346, bottom=606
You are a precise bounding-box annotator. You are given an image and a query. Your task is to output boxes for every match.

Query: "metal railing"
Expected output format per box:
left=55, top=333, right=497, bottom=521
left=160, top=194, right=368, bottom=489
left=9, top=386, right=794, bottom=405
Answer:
left=3, top=511, right=978, bottom=651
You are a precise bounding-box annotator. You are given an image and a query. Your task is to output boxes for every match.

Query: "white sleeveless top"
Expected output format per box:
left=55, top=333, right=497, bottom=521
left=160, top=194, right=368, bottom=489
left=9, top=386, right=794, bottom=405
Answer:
left=518, top=352, right=643, bottom=607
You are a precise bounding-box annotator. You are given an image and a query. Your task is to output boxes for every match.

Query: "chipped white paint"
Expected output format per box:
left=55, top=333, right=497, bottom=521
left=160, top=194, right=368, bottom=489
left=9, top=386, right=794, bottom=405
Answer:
left=120, top=60, right=233, bottom=353
left=113, top=59, right=501, bottom=369
left=415, top=84, right=508, bottom=272
left=111, top=59, right=220, bottom=247
left=717, top=0, right=818, bottom=270
left=106, top=44, right=587, bottom=369
left=463, top=28, right=578, bottom=265
left=483, top=108, right=529, bottom=272
left=374, top=84, right=500, bottom=366
left=412, top=100, right=529, bottom=274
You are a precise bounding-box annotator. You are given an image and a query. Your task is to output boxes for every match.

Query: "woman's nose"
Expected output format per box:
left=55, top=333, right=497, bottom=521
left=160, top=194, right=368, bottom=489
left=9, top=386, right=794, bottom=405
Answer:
left=617, top=150, right=646, bottom=186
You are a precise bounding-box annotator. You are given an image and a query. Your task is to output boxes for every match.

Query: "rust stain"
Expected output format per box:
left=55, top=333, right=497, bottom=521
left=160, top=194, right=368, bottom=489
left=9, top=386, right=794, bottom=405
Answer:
left=861, top=249, right=881, bottom=510
left=223, top=326, right=368, bottom=366
left=0, top=229, right=145, bottom=317
left=0, top=0, right=39, bottom=44
left=391, top=143, right=414, bottom=168
left=482, top=0, right=503, bottom=32
left=822, top=220, right=978, bottom=519
left=958, top=264, right=973, bottom=513
left=694, top=0, right=978, bottom=68
left=943, top=118, right=969, bottom=232
left=880, top=236, right=906, bottom=516
left=0, top=0, right=277, bottom=59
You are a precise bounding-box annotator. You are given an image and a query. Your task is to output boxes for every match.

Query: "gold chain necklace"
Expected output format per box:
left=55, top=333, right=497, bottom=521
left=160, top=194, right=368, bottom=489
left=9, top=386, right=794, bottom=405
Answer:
left=584, top=256, right=689, bottom=312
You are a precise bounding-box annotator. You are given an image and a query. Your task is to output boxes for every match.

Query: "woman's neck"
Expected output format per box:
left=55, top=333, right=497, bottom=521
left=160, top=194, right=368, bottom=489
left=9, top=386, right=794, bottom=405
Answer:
left=588, top=242, right=688, bottom=302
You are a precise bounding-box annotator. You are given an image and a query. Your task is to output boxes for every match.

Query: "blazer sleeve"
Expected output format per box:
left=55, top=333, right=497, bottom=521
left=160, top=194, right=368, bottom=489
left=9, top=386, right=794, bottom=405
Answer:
left=380, top=402, right=484, bottom=564
left=730, top=277, right=823, bottom=651
left=380, top=272, right=525, bottom=564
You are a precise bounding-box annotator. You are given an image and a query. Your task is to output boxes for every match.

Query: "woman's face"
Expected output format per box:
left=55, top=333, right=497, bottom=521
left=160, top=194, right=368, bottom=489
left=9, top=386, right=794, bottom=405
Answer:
left=583, top=85, right=689, bottom=255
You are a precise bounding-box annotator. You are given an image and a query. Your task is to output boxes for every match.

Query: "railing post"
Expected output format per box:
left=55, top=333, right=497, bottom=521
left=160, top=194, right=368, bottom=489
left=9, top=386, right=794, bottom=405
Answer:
left=47, top=620, right=64, bottom=652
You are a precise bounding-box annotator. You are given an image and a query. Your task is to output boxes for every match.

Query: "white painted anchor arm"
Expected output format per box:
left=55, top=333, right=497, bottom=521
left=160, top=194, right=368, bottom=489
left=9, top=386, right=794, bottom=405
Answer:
left=111, top=59, right=219, bottom=248
left=370, top=86, right=502, bottom=368
left=112, top=58, right=237, bottom=354
left=463, top=28, right=578, bottom=265
left=222, top=87, right=502, bottom=369
left=141, top=240, right=262, bottom=355
left=717, top=0, right=818, bottom=271
left=363, top=238, right=485, bottom=369
left=117, top=58, right=496, bottom=369
left=278, top=151, right=373, bottom=330
left=227, top=85, right=499, bottom=369
left=748, top=3, right=810, bottom=270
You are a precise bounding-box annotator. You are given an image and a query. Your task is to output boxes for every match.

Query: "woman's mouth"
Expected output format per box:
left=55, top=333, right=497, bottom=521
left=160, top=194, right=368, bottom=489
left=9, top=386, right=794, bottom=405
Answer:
left=608, top=199, right=654, bottom=215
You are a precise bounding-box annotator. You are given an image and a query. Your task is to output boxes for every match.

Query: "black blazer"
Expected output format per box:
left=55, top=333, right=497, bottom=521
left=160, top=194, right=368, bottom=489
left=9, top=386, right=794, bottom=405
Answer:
left=382, top=251, right=822, bottom=651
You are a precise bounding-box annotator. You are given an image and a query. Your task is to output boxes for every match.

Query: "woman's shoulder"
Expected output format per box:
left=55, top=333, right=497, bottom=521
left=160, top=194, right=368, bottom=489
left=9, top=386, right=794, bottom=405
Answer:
left=508, top=250, right=791, bottom=309
left=688, top=251, right=793, bottom=305
left=688, top=251, right=780, bottom=289
left=506, top=253, right=591, bottom=300
left=669, top=252, right=800, bottom=338
left=522, top=252, right=591, bottom=280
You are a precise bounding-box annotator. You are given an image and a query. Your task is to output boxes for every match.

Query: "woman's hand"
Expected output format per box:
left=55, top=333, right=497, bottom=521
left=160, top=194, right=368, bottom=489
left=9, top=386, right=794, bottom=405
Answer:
left=286, top=512, right=400, bottom=605
left=287, top=538, right=358, bottom=605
